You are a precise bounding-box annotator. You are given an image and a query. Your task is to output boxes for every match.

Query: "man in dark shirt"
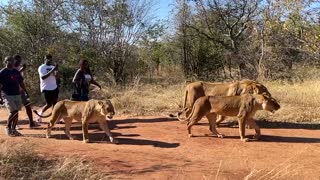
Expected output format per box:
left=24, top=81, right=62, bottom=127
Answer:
left=0, top=56, right=27, bottom=136
left=14, top=55, right=38, bottom=128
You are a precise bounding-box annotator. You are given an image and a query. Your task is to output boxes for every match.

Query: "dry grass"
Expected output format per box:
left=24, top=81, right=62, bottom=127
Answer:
left=0, top=140, right=108, bottom=180
left=98, top=83, right=185, bottom=116
left=95, top=80, right=320, bottom=123
left=257, top=80, right=320, bottom=122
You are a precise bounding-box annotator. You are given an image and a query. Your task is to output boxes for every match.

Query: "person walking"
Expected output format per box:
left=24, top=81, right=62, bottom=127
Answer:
left=71, top=59, right=101, bottom=101
left=13, top=55, right=38, bottom=128
left=0, top=56, right=26, bottom=136
left=37, top=54, right=59, bottom=123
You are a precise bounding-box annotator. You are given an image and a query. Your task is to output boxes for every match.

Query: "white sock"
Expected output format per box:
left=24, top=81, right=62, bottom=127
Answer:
left=37, top=111, right=43, bottom=122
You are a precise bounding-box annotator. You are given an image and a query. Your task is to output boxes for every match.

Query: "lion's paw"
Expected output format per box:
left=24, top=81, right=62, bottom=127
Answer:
left=188, top=134, right=194, bottom=138
left=83, top=139, right=90, bottom=143
left=217, top=134, right=225, bottom=138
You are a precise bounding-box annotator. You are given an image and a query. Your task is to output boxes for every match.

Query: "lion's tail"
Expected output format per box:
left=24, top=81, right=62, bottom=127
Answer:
left=33, top=110, right=52, bottom=118
left=178, top=106, right=195, bottom=122
left=168, top=88, right=189, bottom=119
left=176, top=107, right=189, bottom=121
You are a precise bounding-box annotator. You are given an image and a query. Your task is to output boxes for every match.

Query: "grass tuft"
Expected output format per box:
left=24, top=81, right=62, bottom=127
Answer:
left=0, top=140, right=108, bottom=180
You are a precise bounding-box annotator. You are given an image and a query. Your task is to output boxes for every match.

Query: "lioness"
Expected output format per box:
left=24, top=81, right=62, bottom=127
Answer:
left=34, top=99, right=117, bottom=143
left=181, top=94, right=280, bottom=142
left=174, top=80, right=272, bottom=125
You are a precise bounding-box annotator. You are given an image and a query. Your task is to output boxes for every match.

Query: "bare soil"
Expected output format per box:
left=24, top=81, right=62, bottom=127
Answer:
left=0, top=108, right=319, bottom=179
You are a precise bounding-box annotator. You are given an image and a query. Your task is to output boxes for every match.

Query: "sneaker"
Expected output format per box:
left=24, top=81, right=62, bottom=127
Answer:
left=4, top=127, right=13, bottom=137
left=29, top=121, right=41, bottom=128
left=11, top=130, right=22, bottom=137
left=15, top=125, right=21, bottom=130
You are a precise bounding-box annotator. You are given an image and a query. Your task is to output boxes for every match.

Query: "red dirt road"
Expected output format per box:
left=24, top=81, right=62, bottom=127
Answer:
left=0, top=109, right=319, bottom=179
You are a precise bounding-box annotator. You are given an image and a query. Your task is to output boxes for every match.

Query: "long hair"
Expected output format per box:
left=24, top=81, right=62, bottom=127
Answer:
left=79, top=59, right=92, bottom=75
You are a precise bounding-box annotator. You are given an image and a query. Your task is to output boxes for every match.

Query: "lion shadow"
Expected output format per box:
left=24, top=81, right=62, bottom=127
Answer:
left=18, top=120, right=136, bottom=131
left=115, top=117, right=177, bottom=125
left=256, top=120, right=320, bottom=129
left=26, top=131, right=179, bottom=148
left=199, top=119, right=320, bottom=130
left=223, top=135, right=320, bottom=143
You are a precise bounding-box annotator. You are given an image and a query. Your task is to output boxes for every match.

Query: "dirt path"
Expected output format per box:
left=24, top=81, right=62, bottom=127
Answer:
left=0, top=109, right=319, bottom=179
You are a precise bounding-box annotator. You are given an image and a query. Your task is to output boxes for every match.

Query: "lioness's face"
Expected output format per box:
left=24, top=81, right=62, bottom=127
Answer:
left=258, top=95, right=280, bottom=113
left=100, top=100, right=115, bottom=119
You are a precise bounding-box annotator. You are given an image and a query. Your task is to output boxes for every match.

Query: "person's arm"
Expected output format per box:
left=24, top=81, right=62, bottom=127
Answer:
left=17, top=71, right=28, bottom=96
left=72, top=69, right=81, bottom=83
left=40, top=64, right=58, bottom=80
left=0, top=83, right=3, bottom=104
left=19, top=81, right=28, bottom=95
left=72, top=69, right=84, bottom=88
left=90, top=76, right=101, bottom=89
left=19, top=64, right=26, bottom=72
left=55, top=70, right=61, bottom=87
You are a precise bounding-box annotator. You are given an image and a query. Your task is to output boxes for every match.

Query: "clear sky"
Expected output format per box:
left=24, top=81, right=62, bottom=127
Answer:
left=153, top=0, right=175, bottom=20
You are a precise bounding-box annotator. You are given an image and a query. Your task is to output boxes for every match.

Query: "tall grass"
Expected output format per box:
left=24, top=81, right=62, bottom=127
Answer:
left=0, top=140, right=108, bottom=180
left=97, top=80, right=320, bottom=123
left=261, top=80, right=320, bottom=122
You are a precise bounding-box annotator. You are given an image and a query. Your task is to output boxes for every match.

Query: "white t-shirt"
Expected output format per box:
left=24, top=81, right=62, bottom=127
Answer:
left=38, top=64, right=57, bottom=92
left=84, top=74, right=92, bottom=83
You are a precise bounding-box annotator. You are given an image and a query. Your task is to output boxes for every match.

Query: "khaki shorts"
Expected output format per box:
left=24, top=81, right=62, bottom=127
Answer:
left=3, top=94, right=22, bottom=112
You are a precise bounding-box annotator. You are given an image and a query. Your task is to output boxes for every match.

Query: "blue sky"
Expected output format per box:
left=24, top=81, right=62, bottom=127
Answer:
left=153, top=0, right=175, bottom=20
left=0, top=0, right=175, bottom=20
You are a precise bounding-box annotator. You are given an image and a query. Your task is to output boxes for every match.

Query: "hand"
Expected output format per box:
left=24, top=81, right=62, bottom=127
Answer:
left=24, top=91, right=29, bottom=99
left=0, top=98, right=4, bottom=105
left=22, top=64, right=27, bottom=69
left=99, top=85, right=102, bottom=90
left=53, top=64, right=59, bottom=70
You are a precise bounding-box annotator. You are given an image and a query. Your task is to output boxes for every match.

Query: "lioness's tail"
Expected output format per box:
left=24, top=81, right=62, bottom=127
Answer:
left=33, top=110, right=52, bottom=118
left=177, top=106, right=195, bottom=122
left=168, top=88, right=189, bottom=119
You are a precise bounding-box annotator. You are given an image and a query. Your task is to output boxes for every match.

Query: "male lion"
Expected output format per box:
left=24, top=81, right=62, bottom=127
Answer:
left=34, top=99, right=117, bottom=143
left=174, top=80, right=272, bottom=125
left=181, top=94, right=280, bottom=142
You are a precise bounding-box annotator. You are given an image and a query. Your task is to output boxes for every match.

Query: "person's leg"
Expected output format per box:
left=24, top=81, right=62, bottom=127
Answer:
left=25, top=104, right=36, bottom=127
left=3, top=95, right=18, bottom=136
left=52, top=88, right=64, bottom=124
left=11, top=95, right=22, bottom=136
left=11, top=112, right=22, bottom=136
left=6, top=110, right=18, bottom=136
left=37, top=90, right=53, bottom=123
left=37, top=103, right=52, bottom=123
left=20, top=93, right=36, bottom=128
left=52, top=88, right=59, bottom=106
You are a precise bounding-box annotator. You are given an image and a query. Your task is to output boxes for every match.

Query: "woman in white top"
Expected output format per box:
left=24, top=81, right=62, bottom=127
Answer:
left=71, top=59, right=101, bottom=101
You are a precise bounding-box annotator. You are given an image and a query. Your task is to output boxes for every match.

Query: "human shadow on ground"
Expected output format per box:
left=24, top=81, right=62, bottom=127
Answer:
left=0, top=119, right=31, bottom=125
